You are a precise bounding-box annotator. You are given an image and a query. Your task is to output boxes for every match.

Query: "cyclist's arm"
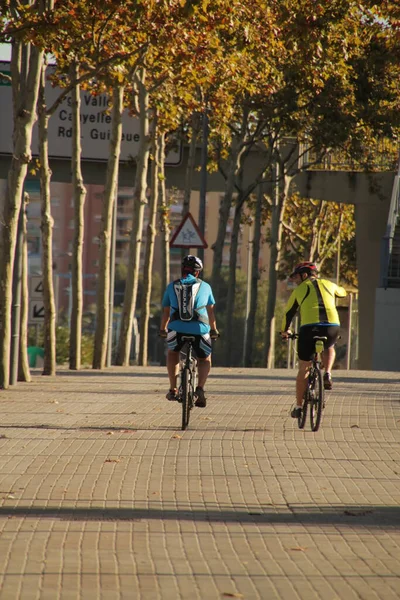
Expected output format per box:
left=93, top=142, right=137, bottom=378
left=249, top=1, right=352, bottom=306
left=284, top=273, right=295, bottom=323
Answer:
left=160, top=306, right=170, bottom=331
left=281, top=293, right=299, bottom=333
left=334, top=284, right=347, bottom=298
left=206, top=304, right=217, bottom=330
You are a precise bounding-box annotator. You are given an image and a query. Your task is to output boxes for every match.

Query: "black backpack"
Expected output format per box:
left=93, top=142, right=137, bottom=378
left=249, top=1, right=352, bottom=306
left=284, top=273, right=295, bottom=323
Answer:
left=171, top=278, right=208, bottom=324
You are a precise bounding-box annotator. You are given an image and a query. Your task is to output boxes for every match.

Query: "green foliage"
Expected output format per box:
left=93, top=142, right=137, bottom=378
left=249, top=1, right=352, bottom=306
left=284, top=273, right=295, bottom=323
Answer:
left=279, top=195, right=357, bottom=287
left=209, top=269, right=284, bottom=367
left=28, top=325, right=94, bottom=366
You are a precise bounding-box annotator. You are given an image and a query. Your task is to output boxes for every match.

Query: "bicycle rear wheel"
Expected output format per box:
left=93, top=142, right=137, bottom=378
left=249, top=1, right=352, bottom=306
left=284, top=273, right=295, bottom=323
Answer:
left=181, top=367, right=191, bottom=430
left=310, top=367, right=323, bottom=432
left=298, top=390, right=308, bottom=429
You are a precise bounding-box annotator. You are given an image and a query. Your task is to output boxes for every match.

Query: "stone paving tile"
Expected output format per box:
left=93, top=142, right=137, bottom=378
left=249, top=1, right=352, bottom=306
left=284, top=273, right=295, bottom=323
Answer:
left=0, top=367, right=399, bottom=599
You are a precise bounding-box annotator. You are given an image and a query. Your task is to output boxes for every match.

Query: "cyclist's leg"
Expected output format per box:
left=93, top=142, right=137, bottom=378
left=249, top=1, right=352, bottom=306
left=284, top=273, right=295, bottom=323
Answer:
left=296, top=360, right=310, bottom=407
left=167, top=349, right=180, bottom=389
left=197, top=356, right=211, bottom=388
left=295, top=326, right=315, bottom=408
left=166, top=332, right=183, bottom=399
left=322, top=346, right=335, bottom=372
left=193, top=334, right=212, bottom=407
left=321, top=326, right=340, bottom=389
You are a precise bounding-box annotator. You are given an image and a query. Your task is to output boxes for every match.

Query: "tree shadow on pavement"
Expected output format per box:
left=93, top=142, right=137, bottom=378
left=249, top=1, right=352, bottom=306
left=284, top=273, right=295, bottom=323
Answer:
left=0, top=504, right=398, bottom=528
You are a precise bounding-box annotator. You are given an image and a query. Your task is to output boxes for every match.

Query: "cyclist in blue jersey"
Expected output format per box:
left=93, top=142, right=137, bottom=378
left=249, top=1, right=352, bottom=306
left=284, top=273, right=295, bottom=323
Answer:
left=159, top=255, right=219, bottom=407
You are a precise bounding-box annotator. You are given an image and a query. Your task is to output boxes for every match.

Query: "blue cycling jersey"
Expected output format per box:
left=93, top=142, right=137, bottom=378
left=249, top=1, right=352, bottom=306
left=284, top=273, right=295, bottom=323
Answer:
left=162, top=274, right=216, bottom=335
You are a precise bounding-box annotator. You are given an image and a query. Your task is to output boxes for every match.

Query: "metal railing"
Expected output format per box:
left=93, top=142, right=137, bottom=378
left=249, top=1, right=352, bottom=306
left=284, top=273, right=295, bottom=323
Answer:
left=379, top=160, right=400, bottom=288
left=299, top=139, right=399, bottom=172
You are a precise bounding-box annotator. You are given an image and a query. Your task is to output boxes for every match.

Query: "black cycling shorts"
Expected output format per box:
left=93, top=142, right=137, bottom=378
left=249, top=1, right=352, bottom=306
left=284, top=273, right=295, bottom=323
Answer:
left=297, top=325, right=340, bottom=362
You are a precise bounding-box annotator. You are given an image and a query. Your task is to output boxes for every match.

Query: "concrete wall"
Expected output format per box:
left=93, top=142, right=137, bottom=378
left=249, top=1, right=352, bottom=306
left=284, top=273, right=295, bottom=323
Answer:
left=294, top=170, right=394, bottom=369
left=373, top=288, right=400, bottom=370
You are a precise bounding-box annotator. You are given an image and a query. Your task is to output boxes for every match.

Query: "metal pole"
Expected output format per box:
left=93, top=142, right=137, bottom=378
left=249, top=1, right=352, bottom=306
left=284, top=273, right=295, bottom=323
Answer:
left=198, top=107, right=208, bottom=263
left=242, top=221, right=253, bottom=366
left=346, top=292, right=353, bottom=370
left=292, top=315, right=299, bottom=369
left=107, top=196, right=117, bottom=367
left=287, top=337, right=292, bottom=369
left=336, top=232, right=341, bottom=284
left=10, top=203, right=24, bottom=385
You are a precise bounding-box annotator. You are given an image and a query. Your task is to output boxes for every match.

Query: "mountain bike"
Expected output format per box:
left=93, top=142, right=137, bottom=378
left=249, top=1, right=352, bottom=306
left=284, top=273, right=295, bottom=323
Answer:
left=288, top=333, right=326, bottom=432
left=177, top=336, right=198, bottom=430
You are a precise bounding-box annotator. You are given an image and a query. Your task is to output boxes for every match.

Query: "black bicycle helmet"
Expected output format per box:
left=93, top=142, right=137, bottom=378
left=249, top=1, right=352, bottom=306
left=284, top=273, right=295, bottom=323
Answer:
left=182, top=254, right=203, bottom=273
left=290, top=261, right=318, bottom=278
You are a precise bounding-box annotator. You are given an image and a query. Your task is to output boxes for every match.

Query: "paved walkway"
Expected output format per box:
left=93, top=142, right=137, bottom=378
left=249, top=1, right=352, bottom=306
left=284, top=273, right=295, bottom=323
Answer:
left=0, top=367, right=399, bottom=600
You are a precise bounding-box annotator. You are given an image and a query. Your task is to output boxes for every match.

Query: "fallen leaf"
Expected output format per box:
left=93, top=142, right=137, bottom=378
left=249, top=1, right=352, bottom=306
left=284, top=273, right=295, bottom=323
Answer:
left=0, top=434, right=8, bottom=439
left=106, top=431, right=114, bottom=435
left=49, top=400, right=59, bottom=404
left=172, top=434, right=182, bottom=439
left=105, top=458, right=121, bottom=463
left=289, top=546, right=308, bottom=552
left=221, top=594, right=244, bottom=599
left=351, top=425, right=360, bottom=429
left=120, top=429, right=136, bottom=434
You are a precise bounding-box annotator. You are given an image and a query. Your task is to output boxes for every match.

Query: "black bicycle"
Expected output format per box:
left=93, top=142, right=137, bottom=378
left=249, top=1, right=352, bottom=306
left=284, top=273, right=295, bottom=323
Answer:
left=288, top=333, right=326, bottom=432
left=177, top=336, right=198, bottom=430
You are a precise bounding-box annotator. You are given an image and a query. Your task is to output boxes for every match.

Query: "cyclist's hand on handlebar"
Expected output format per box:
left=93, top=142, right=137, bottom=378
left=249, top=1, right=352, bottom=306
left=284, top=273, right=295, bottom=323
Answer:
left=280, top=329, right=291, bottom=340
left=210, top=328, right=220, bottom=340
left=158, top=329, right=168, bottom=339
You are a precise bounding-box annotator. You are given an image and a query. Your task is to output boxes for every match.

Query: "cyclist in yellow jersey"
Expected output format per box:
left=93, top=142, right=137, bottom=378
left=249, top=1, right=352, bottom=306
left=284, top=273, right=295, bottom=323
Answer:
left=280, top=262, right=347, bottom=418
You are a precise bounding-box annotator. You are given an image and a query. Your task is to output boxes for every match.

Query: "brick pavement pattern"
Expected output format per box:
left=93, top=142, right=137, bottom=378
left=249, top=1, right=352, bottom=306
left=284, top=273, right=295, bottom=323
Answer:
left=0, top=367, right=399, bottom=599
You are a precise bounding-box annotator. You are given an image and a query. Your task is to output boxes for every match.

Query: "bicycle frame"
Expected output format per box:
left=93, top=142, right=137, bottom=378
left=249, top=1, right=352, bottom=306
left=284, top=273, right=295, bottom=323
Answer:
left=287, top=333, right=326, bottom=432
left=179, top=336, right=198, bottom=430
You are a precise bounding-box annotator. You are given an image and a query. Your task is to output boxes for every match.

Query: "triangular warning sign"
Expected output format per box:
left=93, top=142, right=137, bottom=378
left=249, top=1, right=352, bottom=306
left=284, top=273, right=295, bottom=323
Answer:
left=169, top=212, right=208, bottom=248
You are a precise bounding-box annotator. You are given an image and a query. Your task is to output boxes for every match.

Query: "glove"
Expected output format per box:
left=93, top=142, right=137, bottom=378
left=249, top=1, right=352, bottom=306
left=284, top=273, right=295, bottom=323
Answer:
left=158, top=329, right=168, bottom=339
left=210, top=328, right=220, bottom=340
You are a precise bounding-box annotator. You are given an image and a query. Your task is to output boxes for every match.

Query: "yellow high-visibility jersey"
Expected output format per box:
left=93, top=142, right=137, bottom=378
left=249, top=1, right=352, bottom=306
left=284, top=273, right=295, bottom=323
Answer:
left=281, top=277, right=347, bottom=331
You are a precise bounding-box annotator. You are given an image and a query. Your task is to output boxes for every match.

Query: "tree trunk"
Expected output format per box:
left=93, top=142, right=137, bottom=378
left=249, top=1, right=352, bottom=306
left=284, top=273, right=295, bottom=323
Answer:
left=182, top=112, right=200, bottom=218
left=0, top=41, right=43, bottom=389
left=10, top=198, right=24, bottom=385
left=38, top=65, right=57, bottom=376
left=211, top=137, right=241, bottom=300
left=158, top=132, right=170, bottom=294
left=181, top=113, right=200, bottom=260
left=211, top=110, right=248, bottom=301
left=223, top=197, right=243, bottom=366
left=245, top=183, right=263, bottom=367
left=69, top=62, right=86, bottom=370
left=93, top=85, right=124, bottom=369
left=116, top=69, right=151, bottom=366
left=18, top=193, right=31, bottom=382
left=138, top=116, right=159, bottom=366
left=264, top=165, right=291, bottom=368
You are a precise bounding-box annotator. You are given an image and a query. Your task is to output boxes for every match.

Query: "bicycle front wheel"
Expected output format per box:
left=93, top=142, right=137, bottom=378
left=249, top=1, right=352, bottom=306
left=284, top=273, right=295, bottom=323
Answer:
left=181, top=367, right=191, bottom=431
left=310, top=367, right=323, bottom=432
